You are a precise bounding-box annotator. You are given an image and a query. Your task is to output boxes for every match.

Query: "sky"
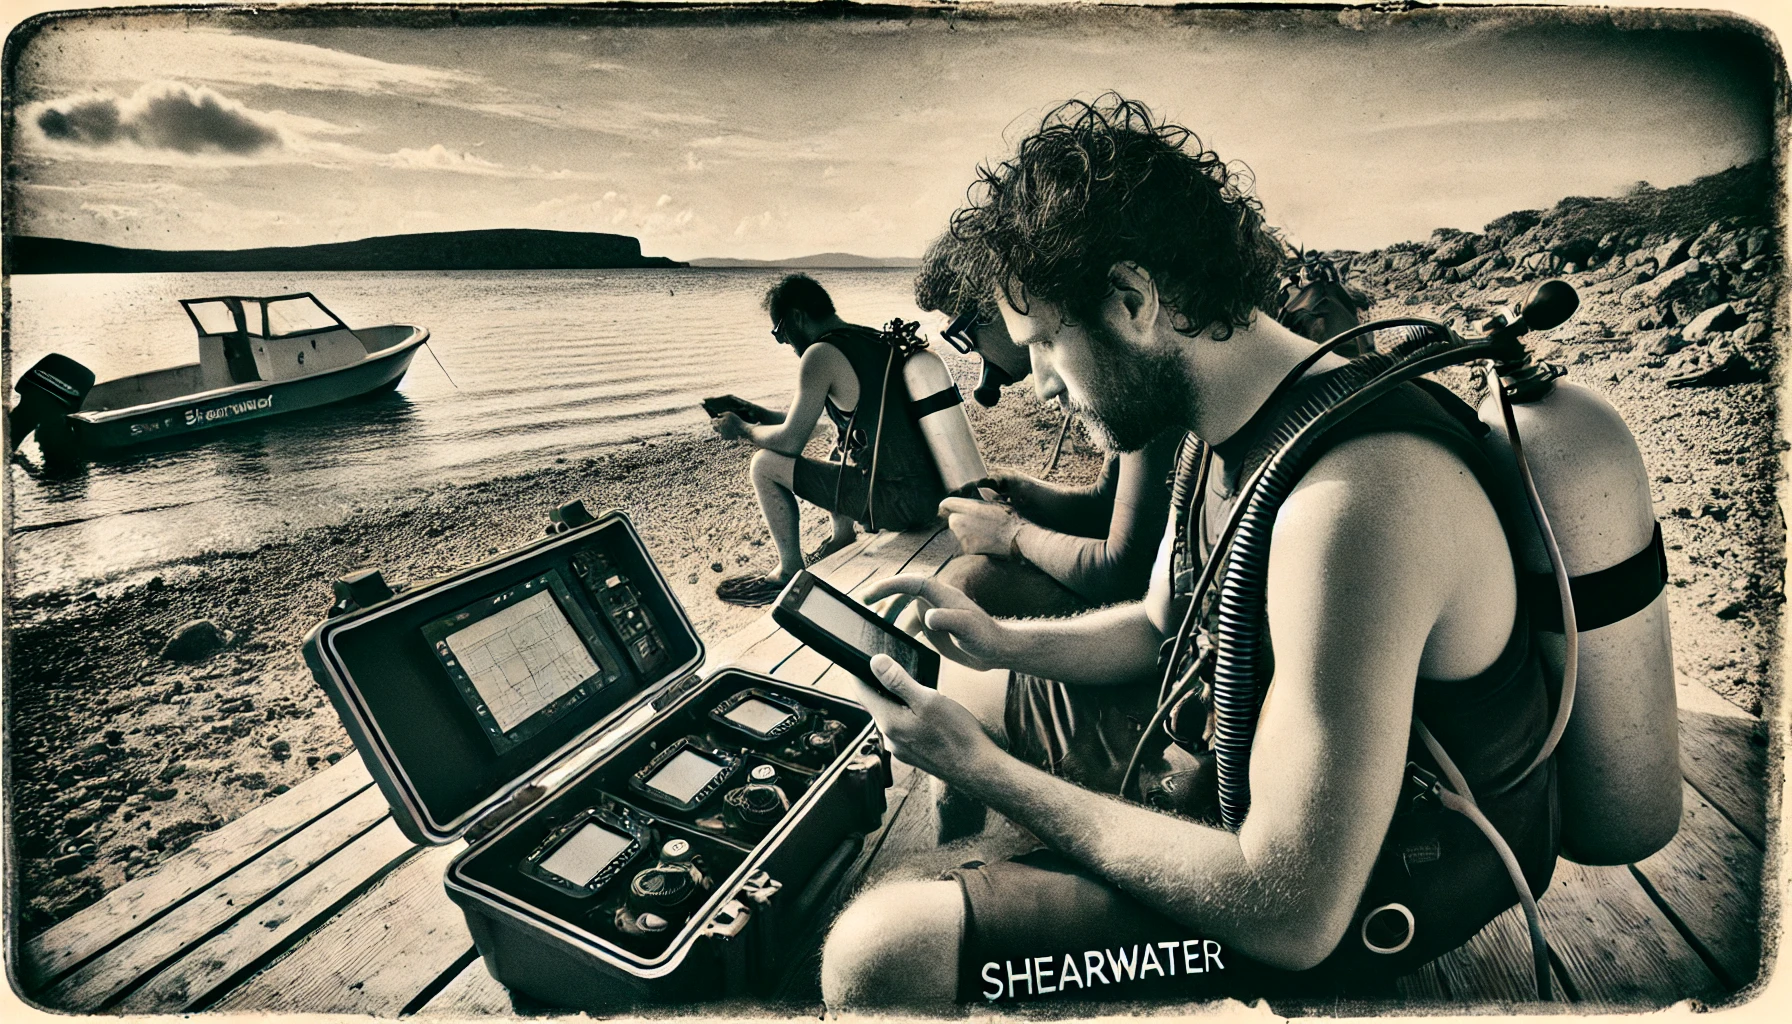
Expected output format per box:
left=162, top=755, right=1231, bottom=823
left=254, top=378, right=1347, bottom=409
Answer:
left=4, top=5, right=1776, bottom=262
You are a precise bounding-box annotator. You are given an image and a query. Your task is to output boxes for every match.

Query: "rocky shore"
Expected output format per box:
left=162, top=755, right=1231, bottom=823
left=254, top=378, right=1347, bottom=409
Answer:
left=5, top=159, right=1780, bottom=939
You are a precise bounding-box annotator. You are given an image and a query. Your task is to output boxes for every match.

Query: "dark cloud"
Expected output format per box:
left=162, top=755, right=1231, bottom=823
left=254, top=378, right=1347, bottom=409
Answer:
left=35, top=84, right=280, bottom=155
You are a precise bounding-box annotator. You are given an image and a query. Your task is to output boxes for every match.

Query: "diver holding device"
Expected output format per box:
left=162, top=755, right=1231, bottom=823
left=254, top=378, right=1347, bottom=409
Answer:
left=772, top=570, right=940, bottom=700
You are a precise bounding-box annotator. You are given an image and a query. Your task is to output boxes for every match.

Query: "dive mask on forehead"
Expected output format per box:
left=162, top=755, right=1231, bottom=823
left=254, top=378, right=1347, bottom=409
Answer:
left=941, top=311, right=1019, bottom=407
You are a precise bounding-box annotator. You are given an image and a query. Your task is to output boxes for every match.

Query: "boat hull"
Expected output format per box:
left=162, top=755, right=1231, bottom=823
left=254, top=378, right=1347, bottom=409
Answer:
left=63, top=329, right=426, bottom=454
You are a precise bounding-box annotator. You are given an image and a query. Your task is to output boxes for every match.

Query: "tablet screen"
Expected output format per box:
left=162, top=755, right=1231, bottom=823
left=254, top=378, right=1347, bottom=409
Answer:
left=537, top=822, right=633, bottom=886
left=798, top=585, right=924, bottom=679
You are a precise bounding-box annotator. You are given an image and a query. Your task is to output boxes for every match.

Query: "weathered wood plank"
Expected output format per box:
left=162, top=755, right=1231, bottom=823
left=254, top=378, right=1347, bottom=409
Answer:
left=1631, top=781, right=1762, bottom=990
left=415, top=956, right=515, bottom=1016
left=208, top=840, right=469, bottom=1015
left=1428, top=903, right=1568, bottom=1004
left=1394, top=962, right=1448, bottom=1001
left=773, top=645, right=836, bottom=688
left=1676, top=709, right=1765, bottom=847
left=113, top=818, right=420, bottom=1015
left=1538, top=858, right=1723, bottom=1006
left=41, top=787, right=392, bottom=1011
left=22, top=751, right=376, bottom=990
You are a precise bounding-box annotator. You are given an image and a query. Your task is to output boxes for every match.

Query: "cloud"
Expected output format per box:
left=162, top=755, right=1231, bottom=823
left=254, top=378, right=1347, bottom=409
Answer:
left=382, top=144, right=507, bottom=173
left=35, top=83, right=280, bottom=155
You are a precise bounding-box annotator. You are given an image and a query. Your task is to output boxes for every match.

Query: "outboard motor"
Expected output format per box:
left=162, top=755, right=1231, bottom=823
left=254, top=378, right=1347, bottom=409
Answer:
left=1477, top=283, right=1681, bottom=866
left=9, top=353, right=95, bottom=452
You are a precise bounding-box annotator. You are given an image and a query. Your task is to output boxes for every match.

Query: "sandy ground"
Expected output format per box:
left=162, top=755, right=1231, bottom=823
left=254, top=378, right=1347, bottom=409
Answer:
left=3, top=386, right=1100, bottom=936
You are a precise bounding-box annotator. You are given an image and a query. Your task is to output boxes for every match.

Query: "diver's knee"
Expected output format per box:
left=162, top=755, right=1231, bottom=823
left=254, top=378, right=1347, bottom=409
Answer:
left=749, top=449, right=793, bottom=487
left=821, top=879, right=964, bottom=1006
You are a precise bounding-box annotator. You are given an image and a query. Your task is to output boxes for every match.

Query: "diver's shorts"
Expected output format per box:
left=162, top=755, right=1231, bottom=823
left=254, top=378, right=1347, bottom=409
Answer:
left=790, top=456, right=941, bottom=531
left=1003, top=672, right=1159, bottom=795
left=945, top=848, right=1281, bottom=1003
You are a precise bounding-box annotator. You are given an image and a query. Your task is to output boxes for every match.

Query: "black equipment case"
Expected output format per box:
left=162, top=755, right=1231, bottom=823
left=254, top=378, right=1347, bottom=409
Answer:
left=301, top=508, right=890, bottom=1010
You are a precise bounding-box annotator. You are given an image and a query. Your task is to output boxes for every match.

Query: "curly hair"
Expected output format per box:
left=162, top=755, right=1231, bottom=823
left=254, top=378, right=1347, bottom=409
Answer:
left=913, top=227, right=997, bottom=320
left=950, top=93, right=1284, bottom=340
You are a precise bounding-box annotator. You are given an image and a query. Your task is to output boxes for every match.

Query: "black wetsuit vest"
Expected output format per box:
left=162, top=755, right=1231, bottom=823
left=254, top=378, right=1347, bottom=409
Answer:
left=812, top=326, right=941, bottom=523
left=1159, top=365, right=1560, bottom=982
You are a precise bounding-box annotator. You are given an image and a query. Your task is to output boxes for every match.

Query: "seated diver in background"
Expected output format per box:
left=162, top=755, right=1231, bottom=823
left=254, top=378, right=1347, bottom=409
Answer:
left=912, top=234, right=1179, bottom=619
left=708, top=273, right=946, bottom=607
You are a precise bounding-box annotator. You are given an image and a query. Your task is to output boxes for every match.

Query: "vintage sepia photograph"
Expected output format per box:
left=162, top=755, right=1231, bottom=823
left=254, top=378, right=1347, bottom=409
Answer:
left=1, top=0, right=1784, bottom=1018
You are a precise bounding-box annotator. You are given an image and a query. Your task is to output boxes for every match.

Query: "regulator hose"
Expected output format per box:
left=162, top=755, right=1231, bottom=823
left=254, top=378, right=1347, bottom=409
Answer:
left=1122, top=318, right=1456, bottom=800
left=1211, top=338, right=1502, bottom=829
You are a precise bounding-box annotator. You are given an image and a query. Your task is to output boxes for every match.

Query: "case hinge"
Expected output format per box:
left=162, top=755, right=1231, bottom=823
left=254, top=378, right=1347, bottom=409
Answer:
left=465, top=783, right=549, bottom=844
left=651, top=671, right=706, bottom=712
left=327, top=568, right=394, bottom=618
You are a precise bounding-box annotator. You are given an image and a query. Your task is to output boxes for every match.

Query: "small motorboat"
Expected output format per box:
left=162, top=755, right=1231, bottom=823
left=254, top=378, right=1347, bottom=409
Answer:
left=9, top=293, right=428, bottom=461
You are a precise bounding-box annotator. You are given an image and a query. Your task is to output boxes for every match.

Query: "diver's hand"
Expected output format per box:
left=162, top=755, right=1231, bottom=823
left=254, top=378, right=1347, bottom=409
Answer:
left=711, top=411, right=751, bottom=441
left=939, top=496, right=1024, bottom=559
left=850, top=654, right=1001, bottom=783
left=856, top=574, right=1012, bottom=671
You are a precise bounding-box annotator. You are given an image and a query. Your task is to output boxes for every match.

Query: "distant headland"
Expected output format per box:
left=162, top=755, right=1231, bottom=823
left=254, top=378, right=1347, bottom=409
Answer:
left=689, top=253, right=920, bottom=269
left=7, top=229, right=687, bottom=274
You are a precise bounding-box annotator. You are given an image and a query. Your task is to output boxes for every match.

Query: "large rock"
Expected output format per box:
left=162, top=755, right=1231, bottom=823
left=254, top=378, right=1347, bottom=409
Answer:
left=160, top=620, right=228, bottom=663
left=1433, top=233, right=1481, bottom=267
left=1635, top=329, right=1688, bottom=359
left=1683, top=302, right=1746, bottom=339
left=1624, top=257, right=1705, bottom=307
left=1652, top=237, right=1691, bottom=271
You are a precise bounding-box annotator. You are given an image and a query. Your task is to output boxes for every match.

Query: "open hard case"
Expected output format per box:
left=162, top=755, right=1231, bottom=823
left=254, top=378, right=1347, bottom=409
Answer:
left=302, top=507, right=891, bottom=1010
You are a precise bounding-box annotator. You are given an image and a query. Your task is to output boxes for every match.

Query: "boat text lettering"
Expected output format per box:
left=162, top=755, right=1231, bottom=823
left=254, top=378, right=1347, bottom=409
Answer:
left=186, top=395, right=274, bottom=426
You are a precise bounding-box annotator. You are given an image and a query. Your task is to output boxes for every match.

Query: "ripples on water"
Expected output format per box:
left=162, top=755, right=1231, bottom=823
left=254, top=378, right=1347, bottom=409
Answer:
left=6, top=268, right=956, bottom=594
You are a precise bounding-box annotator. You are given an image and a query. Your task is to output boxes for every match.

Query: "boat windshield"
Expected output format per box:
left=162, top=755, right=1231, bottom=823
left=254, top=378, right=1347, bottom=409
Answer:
left=265, top=296, right=342, bottom=336
left=185, top=300, right=239, bottom=336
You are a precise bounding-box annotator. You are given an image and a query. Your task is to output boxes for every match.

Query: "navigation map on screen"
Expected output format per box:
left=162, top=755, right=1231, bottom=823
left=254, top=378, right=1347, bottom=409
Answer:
left=445, top=589, right=601, bottom=733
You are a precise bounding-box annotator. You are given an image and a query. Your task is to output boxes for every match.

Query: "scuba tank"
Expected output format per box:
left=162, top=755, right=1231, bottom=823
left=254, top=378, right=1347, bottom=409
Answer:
left=874, top=319, right=988, bottom=497
left=9, top=353, right=95, bottom=455
left=902, top=347, right=987, bottom=495
left=1477, top=350, right=1681, bottom=866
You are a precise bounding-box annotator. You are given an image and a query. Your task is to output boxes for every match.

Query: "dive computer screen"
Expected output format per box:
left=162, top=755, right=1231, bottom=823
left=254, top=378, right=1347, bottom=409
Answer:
left=645, top=749, right=729, bottom=805
left=798, top=584, right=924, bottom=679
left=423, top=570, right=622, bottom=753
left=537, top=822, right=635, bottom=887
left=723, top=697, right=798, bottom=736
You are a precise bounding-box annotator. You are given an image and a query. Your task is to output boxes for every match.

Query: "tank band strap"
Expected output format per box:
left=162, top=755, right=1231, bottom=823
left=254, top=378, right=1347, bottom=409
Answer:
left=1522, top=522, right=1667, bottom=633
left=907, top=386, right=962, bottom=418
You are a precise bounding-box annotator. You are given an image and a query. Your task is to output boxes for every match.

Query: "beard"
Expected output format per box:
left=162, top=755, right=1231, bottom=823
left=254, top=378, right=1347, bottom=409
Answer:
left=1069, top=317, right=1194, bottom=453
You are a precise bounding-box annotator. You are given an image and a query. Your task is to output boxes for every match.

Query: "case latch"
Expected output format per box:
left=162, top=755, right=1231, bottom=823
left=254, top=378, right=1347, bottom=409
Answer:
left=328, top=568, right=394, bottom=618
left=546, top=499, right=596, bottom=534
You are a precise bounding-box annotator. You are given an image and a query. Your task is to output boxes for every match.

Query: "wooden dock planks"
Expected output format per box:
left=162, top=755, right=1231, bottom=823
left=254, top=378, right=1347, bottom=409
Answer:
left=40, top=785, right=393, bottom=1011
left=112, top=817, right=420, bottom=1014
left=21, top=750, right=375, bottom=992
left=1630, top=781, right=1763, bottom=990
left=1676, top=709, right=1766, bottom=847
left=208, top=841, right=470, bottom=1015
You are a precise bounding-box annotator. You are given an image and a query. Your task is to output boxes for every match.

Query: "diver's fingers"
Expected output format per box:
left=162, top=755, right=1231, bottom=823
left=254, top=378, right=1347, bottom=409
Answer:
left=856, top=573, right=976, bottom=611
left=938, top=496, right=1000, bottom=517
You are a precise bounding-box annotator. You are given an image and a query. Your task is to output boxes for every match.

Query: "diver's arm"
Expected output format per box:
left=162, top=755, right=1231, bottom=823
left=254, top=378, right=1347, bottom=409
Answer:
left=853, top=433, right=1467, bottom=970
left=1012, top=432, right=1179, bottom=604
left=995, top=456, right=1118, bottom=537
left=741, top=344, right=846, bottom=457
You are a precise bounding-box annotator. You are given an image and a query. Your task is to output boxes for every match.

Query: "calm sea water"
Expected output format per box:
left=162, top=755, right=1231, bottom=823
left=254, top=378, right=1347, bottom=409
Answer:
left=5, top=268, right=954, bottom=595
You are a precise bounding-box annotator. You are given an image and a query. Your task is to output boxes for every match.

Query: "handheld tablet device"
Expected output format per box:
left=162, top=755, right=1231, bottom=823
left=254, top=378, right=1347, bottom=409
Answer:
left=700, top=396, right=761, bottom=422
left=772, top=571, right=939, bottom=700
